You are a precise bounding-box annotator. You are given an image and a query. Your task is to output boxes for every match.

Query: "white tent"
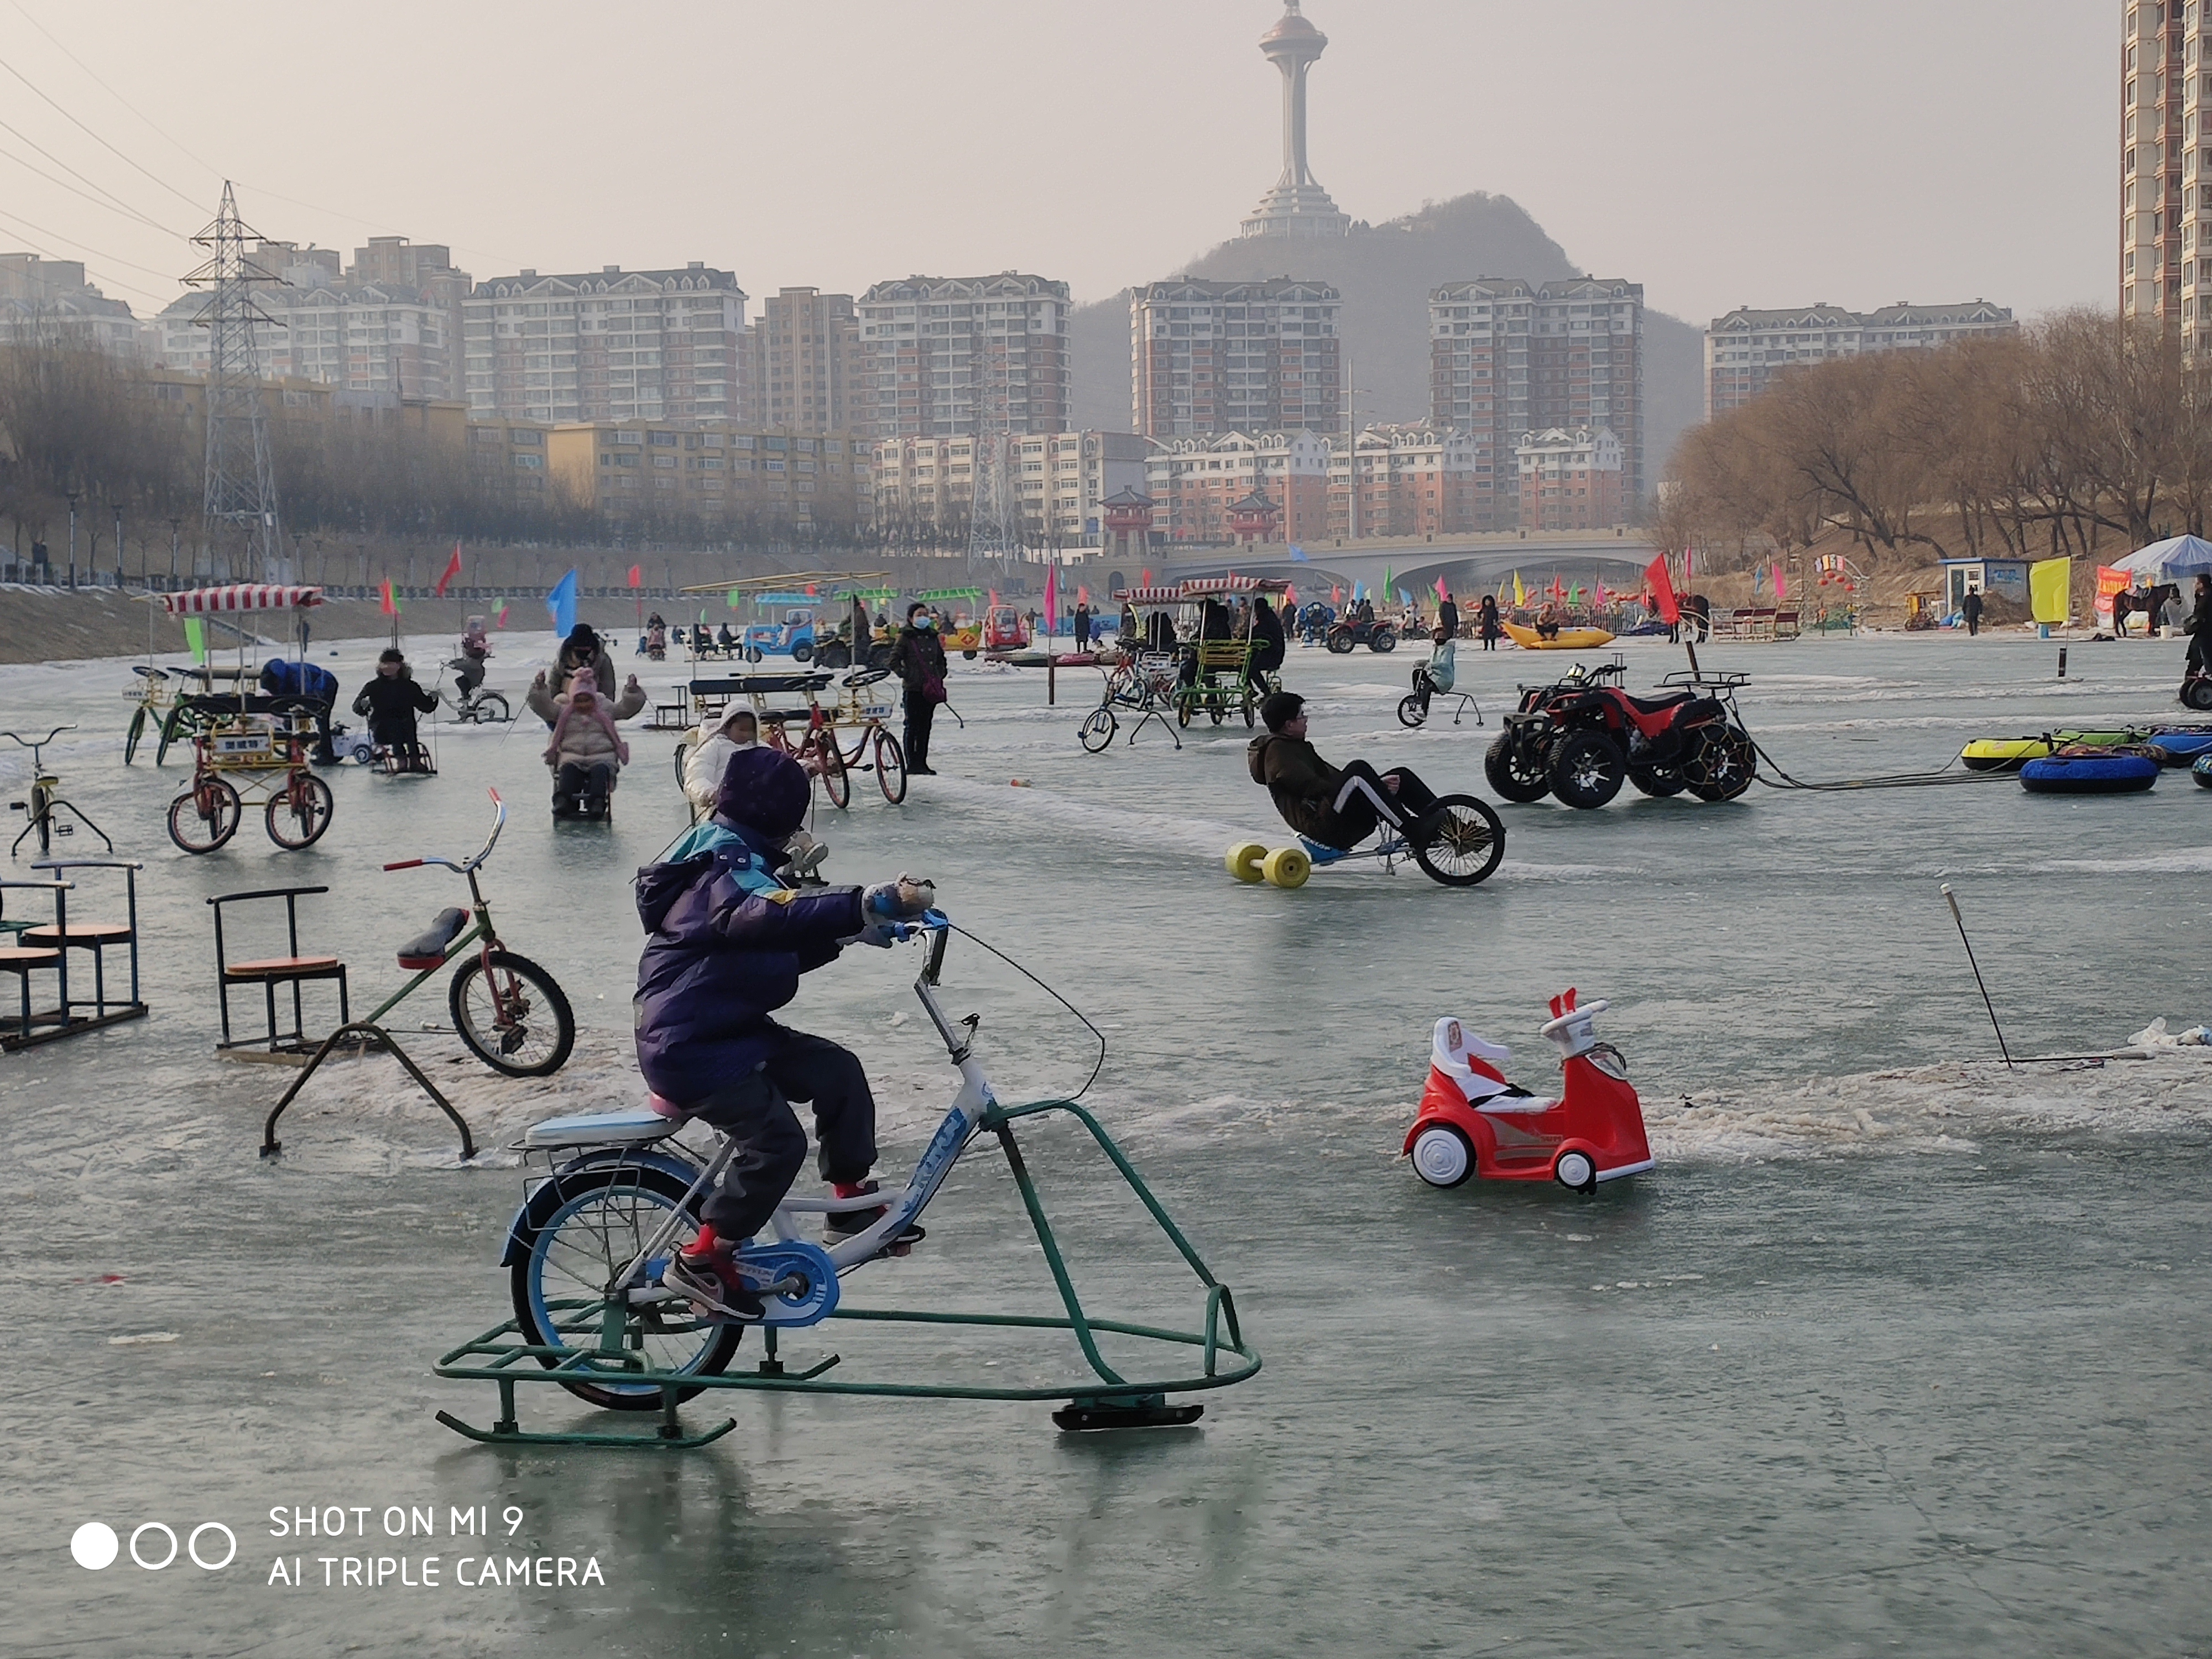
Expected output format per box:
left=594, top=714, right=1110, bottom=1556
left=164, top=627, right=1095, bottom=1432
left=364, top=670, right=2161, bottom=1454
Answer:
left=2112, top=535, right=2212, bottom=578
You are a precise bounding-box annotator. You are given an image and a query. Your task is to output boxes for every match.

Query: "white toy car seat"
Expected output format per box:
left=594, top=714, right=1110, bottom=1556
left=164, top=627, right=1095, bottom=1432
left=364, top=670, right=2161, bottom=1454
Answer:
left=1431, top=1018, right=1552, bottom=1113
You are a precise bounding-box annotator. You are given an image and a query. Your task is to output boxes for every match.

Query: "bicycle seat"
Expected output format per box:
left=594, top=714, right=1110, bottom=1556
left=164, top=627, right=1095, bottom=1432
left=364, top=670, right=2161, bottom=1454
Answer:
left=523, top=1107, right=676, bottom=1149
left=396, top=906, right=468, bottom=970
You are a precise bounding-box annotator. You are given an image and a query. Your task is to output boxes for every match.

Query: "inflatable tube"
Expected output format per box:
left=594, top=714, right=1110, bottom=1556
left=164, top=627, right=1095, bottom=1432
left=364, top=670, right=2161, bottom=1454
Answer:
left=2193, top=753, right=2212, bottom=789
left=2019, top=754, right=2158, bottom=794
left=1962, top=731, right=2133, bottom=771
left=2146, top=731, right=2212, bottom=764
left=1501, top=621, right=1616, bottom=651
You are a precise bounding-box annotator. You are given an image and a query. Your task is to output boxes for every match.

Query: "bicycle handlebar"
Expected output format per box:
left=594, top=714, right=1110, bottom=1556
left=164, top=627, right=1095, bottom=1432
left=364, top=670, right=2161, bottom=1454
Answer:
left=2, top=726, right=74, bottom=749
left=384, top=789, right=507, bottom=877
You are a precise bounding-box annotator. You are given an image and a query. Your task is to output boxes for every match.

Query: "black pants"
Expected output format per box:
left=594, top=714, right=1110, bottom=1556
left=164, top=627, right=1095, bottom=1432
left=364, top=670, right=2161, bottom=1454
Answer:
left=1317, top=760, right=1438, bottom=849
left=690, top=1029, right=878, bottom=1240
left=2188, top=635, right=2211, bottom=676
left=904, top=696, right=936, bottom=770
left=555, top=760, right=613, bottom=801
left=456, top=658, right=485, bottom=696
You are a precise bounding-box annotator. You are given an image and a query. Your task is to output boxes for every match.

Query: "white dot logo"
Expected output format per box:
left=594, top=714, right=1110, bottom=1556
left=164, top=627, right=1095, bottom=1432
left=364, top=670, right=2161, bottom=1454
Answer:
left=70, top=1522, right=119, bottom=1571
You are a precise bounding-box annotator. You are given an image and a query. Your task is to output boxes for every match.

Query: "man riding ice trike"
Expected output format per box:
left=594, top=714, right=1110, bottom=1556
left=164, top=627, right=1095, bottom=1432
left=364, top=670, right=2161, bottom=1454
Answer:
left=1233, top=691, right=1505, bottom=888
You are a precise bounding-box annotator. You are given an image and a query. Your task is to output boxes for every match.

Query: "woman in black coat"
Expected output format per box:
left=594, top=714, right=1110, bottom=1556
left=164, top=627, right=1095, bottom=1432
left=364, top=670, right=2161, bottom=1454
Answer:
left=889, top=602, right=948, bottom=775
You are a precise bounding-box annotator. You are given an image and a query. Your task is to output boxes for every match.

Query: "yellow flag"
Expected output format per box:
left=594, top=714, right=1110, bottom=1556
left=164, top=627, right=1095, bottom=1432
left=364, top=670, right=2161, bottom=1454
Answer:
left=1512, top=570, right=1526, bottom=606
left=2030, top=557, right=2070, bottom=624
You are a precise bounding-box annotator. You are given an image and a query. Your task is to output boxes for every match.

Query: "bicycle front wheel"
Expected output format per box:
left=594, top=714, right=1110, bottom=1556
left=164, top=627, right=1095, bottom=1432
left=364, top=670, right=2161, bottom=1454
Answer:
left=265, top=772, right=334, bottom=850
left=448, top=949, right=576, bottom=1076
left=167, top=778, right=241, bottom=854
left=1079, top=706, right=1116, bottom=753
left=512, top=1162, right=743, bottom=1409
left=874, top=729, right=907, bottom=804
left=1411, top=795, right=1506, bottom=888
left=476, top=692, right=510, bottom=724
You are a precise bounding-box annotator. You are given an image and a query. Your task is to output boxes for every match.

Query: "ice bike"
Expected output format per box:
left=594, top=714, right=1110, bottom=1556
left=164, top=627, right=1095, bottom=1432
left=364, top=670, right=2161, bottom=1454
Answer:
left=434, top=914, right=1260, bottom=1447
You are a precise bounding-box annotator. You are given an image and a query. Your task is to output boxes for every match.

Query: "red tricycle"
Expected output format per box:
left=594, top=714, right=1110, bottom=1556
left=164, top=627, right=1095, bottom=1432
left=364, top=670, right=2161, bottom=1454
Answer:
left=1402, top=989, right=1653, bottom=1193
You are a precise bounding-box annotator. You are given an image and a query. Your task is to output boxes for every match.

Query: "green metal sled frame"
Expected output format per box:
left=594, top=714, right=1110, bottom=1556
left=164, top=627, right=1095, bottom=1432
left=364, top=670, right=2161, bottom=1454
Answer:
left=431, top=1096, right=1262, bottom=1448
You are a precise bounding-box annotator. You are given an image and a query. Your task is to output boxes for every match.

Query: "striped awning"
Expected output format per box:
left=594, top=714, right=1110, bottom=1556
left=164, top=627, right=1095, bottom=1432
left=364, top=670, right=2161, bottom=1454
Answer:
left=160, top=584, right=325, bottom=614
left=1180, top=575, right=1288, bottom=598
left=1114, top=586, right=1185, bottom=604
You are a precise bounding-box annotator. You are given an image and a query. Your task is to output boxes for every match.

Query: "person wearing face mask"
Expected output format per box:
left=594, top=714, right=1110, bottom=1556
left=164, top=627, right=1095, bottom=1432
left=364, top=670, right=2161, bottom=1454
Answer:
left=890, top=601, right=948, bottom=776
left=682, top=704, right=827, bottom=875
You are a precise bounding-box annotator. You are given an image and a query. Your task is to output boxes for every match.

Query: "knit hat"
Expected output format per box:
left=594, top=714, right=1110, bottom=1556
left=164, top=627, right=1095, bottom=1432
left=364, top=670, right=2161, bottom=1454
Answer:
left=713, top=745, right=810, bottom=842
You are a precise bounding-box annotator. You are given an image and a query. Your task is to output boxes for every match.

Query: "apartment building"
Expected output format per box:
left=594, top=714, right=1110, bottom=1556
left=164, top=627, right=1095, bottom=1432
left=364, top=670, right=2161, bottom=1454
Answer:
left=1142, top=430, right=1334, bottom=545
left=870, top=429, right=1144, bottom=546
left=0, top=254, right=142, bottom=358
left=1327, top=425, right=1481, bottom=541
left=1429, top=277, right=1644, bottom=515
left=463, top=264, right=748, bottom=426
left=1703, top=300, right=2016, bottom=416
left=1514, top=427, right=1625, bottom=533
left=2125, top=1, right=2184, bottom=326
left=746, top=288, right=863, bottom=432
left=545, top=421, right=864, bottom=533
left=1131, top=278, right=1343, bottom=440
left=855, top=273, right=1072, bottom=439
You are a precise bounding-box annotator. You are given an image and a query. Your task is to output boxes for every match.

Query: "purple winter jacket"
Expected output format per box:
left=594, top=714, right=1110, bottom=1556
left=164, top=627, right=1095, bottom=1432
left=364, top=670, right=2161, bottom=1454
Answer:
left=632, top=834, right=865, bottom=1104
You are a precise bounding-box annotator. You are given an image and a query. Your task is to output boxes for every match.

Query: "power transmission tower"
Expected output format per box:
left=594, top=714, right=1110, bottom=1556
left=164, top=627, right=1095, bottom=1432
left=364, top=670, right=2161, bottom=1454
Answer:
left=184, top=182, right=285, bottom=582
left=965, top=324, right=1023, bottom=572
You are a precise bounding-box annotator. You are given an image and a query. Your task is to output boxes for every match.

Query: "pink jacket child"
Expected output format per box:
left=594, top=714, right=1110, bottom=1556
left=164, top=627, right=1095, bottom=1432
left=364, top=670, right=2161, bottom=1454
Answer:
left=544, top=666, right=631, bottom=775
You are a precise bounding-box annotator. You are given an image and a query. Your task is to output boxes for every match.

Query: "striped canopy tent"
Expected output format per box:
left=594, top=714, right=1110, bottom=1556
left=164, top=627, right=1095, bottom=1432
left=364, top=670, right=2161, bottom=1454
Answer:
left=159, top=584, right=324, bottom=614
left=1178, top=576, right=1290, bottom=598
left=1113, top=586, right=1186, bottom=606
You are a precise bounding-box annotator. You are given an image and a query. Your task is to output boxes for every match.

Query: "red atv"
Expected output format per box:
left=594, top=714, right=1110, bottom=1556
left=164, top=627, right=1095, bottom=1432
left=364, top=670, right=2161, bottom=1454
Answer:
left=1483, top=662, right=1756, bottom=809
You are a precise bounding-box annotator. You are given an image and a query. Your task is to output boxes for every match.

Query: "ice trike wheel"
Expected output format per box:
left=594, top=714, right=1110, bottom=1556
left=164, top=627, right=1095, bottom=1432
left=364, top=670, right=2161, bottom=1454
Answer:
left=449, top=950, right=576, bottom=1077
left=1260, top=846, right=1311, bottom=889
left=1410, top=795, right=1506, bottom=887
left=1484, top=734, right=1552, bottom=804
left=512, top=1161, right=744, bottom=1409
left=264, top=772, right=335, bottom=849
left=1225, top=840, right=1269, bottom=883
left=1398, top=693, right=1428, bottom=729
left=873, top=729, right=907, bottom=804
left=476, top=691, right=511, bottom=724
left=1176, top=695, right=1193, bottom=728
left=1242, top=685, right=1259, bottom=727
left=1326, top=628, right=1354, bottom=654
left=1554, top=1149, right=1597, bottom=1193
left=1550, top=729, right=1626, bottom=810
left=1370, top=627, right=1397, bottom=653
left=1628, top=760, right=1687, bottom=797
left=1411, top=1124, right=1475, bottom=1188
left=167, top=777, right=241, bottom=853
left=1079, top=706, right=1117, bottom=753
left=816, top=737, right=851, bottom=810
left=1684, top=726, right=1756, bottom=802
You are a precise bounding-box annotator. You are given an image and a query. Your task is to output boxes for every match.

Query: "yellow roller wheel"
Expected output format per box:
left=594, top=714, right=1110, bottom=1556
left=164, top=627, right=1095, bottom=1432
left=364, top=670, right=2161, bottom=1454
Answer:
left=1261, top=846, right=1311, bottom=889
left=1225, top=841, right=1269, bottom=883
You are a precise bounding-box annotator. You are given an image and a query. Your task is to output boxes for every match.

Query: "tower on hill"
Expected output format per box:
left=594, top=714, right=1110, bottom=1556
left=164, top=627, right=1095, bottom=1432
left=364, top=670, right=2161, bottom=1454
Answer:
left=1242, top=3, right=1350, bottom=239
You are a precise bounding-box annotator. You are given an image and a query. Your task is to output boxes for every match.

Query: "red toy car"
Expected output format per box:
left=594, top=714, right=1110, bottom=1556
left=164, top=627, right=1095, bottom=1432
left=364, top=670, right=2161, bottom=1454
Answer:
left=1403, top=989, right=1653, bottom=1193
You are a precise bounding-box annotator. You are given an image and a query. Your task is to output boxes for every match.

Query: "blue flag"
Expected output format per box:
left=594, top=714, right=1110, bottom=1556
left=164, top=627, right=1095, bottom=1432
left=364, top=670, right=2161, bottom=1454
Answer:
left=546, top=570, right=578, bottom=638
left=1288, top=545, right=1308, bottom=562
left=1397, top=588, right=1411, bottom=606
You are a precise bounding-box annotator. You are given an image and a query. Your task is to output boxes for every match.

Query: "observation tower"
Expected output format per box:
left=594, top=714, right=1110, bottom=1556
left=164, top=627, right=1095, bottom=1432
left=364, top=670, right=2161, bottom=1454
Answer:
left=1241, top=2, right=1351, bottom=239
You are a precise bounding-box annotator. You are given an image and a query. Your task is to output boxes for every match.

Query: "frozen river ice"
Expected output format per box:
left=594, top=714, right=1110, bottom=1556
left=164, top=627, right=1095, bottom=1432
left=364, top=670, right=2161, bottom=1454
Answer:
left=1, top=624, right=2208, bottom=1656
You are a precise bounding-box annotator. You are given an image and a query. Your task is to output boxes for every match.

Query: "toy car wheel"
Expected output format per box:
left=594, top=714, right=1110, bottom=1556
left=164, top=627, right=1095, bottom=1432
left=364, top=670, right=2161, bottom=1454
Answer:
left=1410, top=1124, right=1474, bottom=1187
left=348, top=738, right=375, bottom=766
left=744, top=646, right=765, bottom=664
left=1079, top=706, right=1117, bottom=753
left=1553, top=1149, right=1597, bottom=1192
left=1410, top=795, right=1506, bottom=887
left=1398, top=693, right=1428, bottom=729
left=1484, top=734, right=1552, bottom=803
left=962, top=649, right=977, bottom=661
left=791, top=641, right=814, bottom=664
left=2183, top=677, right=2212, bottom=711
left=1260, top=846, right=1310, bottom=889
left=1549, top=730, right=1626, bottom=810
left=1370, top=627, right=1397, bottom=653
left=1225, top=840, right=1269, bottom=883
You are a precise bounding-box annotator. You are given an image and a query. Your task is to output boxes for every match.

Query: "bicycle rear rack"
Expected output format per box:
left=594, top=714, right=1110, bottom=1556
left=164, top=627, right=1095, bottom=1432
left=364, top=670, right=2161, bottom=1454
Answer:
left=430, top=1095, right=1259, bottom=1447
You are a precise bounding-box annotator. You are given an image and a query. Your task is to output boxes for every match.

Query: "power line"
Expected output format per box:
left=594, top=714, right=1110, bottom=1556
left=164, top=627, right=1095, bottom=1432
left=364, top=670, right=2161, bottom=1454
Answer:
left=0, top=203, right=184, bottom=288
left=10, top=1, right=226, bottom=185
left=0, top=108, right=183, bottom=236
left=0, top=49, right=206, bottom=210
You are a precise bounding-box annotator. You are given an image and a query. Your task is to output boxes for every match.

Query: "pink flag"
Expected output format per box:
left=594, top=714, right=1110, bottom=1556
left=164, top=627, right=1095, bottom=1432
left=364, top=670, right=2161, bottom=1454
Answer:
left=1433, top=575, right=1449, bottom=601
left=1594, top=580, right=1609, bottom=606
left=1773, top=562, right=1787, bottom=600
left=1043, top=567, right=1058, bottom=624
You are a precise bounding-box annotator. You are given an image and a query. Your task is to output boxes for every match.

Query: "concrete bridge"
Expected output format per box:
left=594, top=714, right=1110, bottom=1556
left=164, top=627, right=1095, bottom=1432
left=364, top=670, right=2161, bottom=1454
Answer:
left=1061, top=529, right=1656, bottom=601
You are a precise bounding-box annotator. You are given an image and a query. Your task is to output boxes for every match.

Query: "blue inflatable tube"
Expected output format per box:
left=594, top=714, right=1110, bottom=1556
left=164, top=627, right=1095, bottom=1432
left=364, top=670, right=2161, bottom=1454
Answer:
left=2193, top=753, right=2212, bottom=789
left=2149, top=731, right=2212, bottom=764
left=2020, top=754, right=2158, bottom=794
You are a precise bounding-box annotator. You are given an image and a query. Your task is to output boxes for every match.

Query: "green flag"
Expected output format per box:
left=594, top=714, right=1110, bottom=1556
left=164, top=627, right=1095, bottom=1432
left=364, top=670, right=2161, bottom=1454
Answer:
left=182, top=617, right=206, bottom=662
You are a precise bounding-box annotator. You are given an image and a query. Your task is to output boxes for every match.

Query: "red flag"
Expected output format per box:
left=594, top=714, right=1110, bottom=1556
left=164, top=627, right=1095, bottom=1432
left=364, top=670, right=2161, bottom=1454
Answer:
left=435, top=542, right=462, bottom=598
left=379, top=576, right=396, bottom=617
left=1141, top=568, right=1152, bottom=586
left=1043, top=567, right=1059, bottom=622
left=1550, top=574, right=1565, bottom=599
left=1331, top=584, right=1342, bottom=604
left=1644, top=555, right=1680, bottom=624
left=627, top=564, right=643, bottom=588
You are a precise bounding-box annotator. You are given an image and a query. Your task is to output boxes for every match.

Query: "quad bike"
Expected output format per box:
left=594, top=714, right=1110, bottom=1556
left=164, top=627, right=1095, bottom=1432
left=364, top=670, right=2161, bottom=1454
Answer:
left=1325, top=617, right=1399, bottom=654
left=1483, top=661, right=1755, bottom=809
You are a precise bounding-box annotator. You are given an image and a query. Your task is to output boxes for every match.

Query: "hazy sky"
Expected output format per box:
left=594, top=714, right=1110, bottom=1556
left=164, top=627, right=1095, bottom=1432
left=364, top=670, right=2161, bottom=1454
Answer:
left=0, top=1, right=2111, bottom=328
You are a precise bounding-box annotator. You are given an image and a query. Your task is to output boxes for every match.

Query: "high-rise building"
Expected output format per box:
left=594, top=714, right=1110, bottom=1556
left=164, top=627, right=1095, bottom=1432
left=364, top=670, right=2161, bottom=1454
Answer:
left=1703, top=300, right=2017, bottom=418
left=1327, top=425, right=1481, bottom=541
left=748, top=288, right=862, bottom=432
left=1143, top=430, right=1334, bottom=545
left=1429, top=277, right=1644, bottom=517
left=872, top=429, right=1146, bottom=547
left=855, top=273, right=1072, bottom=438
left=545, top=421, right=864, bottom=535
left=1132, top=278, right=1344, bottom=439
left=2124, top=2, right=2183, bottom=327
left=0, top=254, right=141, bottom=358
left=1243, top=3, right=1350, bottom=239
left=463, top=263, right=748, bottom=426
left=1514, top=427, right=1625, bottom=533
